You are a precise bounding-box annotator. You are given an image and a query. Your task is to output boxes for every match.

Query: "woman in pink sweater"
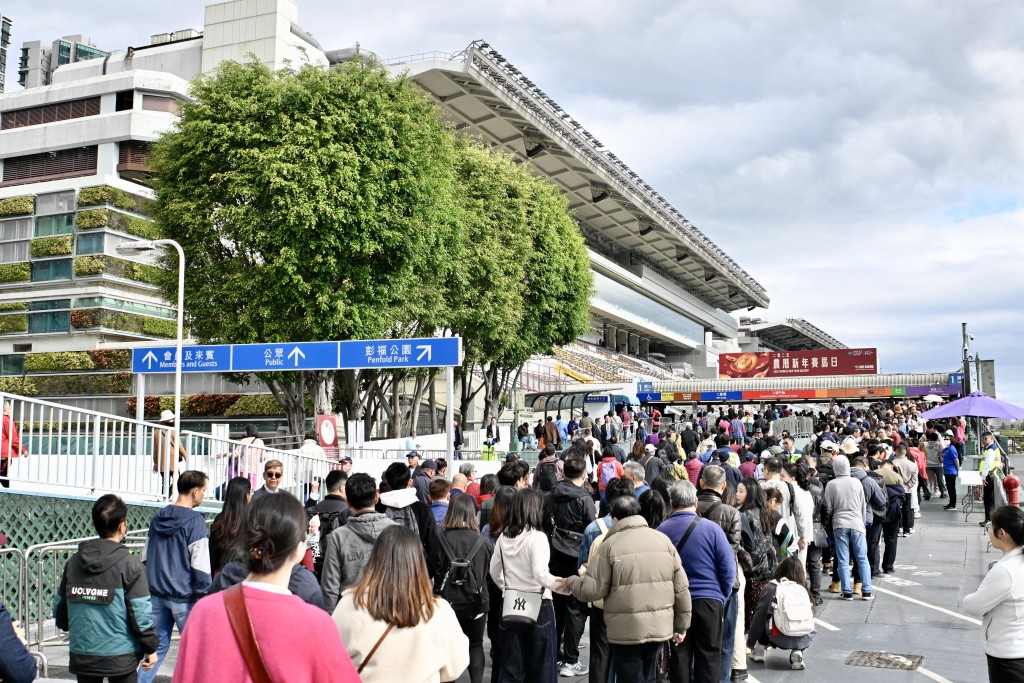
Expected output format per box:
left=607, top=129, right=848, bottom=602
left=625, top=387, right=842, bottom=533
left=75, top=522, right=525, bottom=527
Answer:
left=173, top=493, right=360, bottom=683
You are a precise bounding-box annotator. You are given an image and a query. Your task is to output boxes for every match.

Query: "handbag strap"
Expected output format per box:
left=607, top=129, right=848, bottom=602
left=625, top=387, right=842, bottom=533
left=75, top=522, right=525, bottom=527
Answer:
left=674, top=516, right=702, bottom=554
left=358, top=623, right=394, bottom=674
left=223, top=585, right=274, bottom=683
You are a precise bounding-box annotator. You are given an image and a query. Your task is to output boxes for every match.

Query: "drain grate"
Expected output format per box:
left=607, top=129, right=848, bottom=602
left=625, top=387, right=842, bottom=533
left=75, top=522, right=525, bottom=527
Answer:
left=845, top=650, right=923, bottom=670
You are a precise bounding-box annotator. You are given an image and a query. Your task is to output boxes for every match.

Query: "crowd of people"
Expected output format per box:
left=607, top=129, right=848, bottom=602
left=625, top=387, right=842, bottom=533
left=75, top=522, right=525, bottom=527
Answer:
left=1, top=399, right=1022, bottom=683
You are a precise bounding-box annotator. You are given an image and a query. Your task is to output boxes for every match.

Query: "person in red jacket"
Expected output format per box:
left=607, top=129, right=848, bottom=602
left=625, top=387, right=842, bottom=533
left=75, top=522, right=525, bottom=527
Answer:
left=0, top=402, right=26, bottom=489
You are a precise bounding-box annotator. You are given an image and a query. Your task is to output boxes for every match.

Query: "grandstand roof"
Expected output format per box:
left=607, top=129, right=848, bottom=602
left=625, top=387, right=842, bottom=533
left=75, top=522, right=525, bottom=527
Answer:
left=386, top=41, right=770, bottom=312
left=739, top=317, right=846, bottom=351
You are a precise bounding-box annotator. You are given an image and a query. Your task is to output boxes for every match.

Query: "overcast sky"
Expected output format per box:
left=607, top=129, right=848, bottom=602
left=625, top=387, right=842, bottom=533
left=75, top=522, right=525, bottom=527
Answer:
left=7, top=0, right=1023, bottom=404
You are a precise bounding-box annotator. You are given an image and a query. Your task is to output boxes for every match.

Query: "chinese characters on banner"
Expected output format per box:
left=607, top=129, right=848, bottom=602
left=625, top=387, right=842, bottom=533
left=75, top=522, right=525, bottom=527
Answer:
left=718, top=348, right=878, bottom=379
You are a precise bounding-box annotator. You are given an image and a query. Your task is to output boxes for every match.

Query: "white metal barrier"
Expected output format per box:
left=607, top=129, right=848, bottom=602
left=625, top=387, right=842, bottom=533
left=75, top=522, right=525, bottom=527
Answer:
left=0, top=392, right=341, bottom=502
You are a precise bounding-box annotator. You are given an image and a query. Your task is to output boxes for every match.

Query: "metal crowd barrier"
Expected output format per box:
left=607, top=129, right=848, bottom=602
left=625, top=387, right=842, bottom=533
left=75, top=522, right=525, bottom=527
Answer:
left=0, top=546, right=27, bottom=626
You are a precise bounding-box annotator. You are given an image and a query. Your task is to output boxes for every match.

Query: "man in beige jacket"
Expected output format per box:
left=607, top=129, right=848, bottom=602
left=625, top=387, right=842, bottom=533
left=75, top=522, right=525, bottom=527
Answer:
left=564, top=495, right=692, bottom=683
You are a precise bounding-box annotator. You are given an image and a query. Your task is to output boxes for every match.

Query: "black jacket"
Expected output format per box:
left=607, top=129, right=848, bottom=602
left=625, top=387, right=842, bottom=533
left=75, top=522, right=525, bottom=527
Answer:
left=543, top=480, right=597, bottom=570
left=212, top=561, right=325, bottom=610
left=428, top=528, right=493, bottom=610
left=681, top=429, right=700, bottom=454
left=307, top=493, right=349, bottom=523
left=55, top=539, right=159, bottom=677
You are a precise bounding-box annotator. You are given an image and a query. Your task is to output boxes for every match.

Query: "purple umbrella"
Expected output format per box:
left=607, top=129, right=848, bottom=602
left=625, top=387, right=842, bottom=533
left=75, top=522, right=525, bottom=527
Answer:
left=920, top=392, right=1024, bottom=420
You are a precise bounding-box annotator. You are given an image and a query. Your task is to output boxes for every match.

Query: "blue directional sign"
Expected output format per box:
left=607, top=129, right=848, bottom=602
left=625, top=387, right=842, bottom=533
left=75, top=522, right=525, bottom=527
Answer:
left=232, top=341, right=339, bottom=372
left=132, top=337, right=463, bottom=373
left=700, top=391, right=743, bottom=402
left=949, top=372, right=964, bottom=386
left=338, top=337, right=461, bottom=369
left=637, top=382, right=653, bottom=394
left=132, top=345, right=230, bottom=374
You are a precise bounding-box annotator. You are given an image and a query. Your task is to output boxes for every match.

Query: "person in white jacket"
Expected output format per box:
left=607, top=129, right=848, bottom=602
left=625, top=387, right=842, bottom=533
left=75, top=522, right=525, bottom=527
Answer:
left=964, top=505, right=1024, bottom=681
left=763, top=457, right=810, bottom=563
left=489, top=487, right=569, bottom=681
left=334, top=525, right=469, bottom=683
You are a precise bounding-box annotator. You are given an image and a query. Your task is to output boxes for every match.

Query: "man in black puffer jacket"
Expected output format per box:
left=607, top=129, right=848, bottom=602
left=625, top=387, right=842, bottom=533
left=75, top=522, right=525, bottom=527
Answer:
left=543, top=455, right=597, bottom=678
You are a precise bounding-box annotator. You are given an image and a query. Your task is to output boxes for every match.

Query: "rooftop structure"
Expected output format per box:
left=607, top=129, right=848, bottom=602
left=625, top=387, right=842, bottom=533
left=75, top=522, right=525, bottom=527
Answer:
left=17, top=34, right=107, bottom=90
left=738, top=316, right=847, bottom=352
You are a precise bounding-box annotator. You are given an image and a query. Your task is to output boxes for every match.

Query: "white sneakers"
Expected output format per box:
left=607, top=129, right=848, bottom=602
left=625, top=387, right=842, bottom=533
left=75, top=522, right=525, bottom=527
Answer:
left=559, top=662, right=589, bottom=677
left=790, top=650, right=805, bottom=670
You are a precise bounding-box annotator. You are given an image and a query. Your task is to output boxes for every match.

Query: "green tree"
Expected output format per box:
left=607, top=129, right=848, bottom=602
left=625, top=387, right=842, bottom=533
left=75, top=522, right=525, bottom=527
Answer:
left=448, top=143, right=592, bottom=425
left=150, top=58, right=461, bottom=434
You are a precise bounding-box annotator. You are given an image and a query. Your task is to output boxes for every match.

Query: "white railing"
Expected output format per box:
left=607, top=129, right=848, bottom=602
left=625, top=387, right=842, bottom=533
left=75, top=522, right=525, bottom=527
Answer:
left=0, top=392, right=342, bottom=502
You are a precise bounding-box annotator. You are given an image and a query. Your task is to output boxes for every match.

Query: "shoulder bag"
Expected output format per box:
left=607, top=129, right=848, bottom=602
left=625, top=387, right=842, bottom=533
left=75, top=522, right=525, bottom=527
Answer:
left=223, top=584, right=274, bottom=683
left=498, top=539, right=543, bottom=627
left=358, top=623, right=395, bottom=675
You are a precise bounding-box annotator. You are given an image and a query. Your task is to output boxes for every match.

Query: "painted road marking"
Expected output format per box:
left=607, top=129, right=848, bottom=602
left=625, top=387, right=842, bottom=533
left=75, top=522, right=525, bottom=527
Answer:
left=814, top=618, right=841, bottom=632
left=918, top=666, right=954, bottom=683
left=872, top=586, right=982, bottom=625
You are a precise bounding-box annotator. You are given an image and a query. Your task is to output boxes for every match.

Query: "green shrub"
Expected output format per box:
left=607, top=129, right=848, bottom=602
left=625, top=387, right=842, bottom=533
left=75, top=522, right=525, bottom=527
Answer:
left=75, top=209, right=163, bottom=239
left=73, top=256, right=105, bottom=276
left=30, top=236, right=73, bottom=258
left=70, top=309, right=93, bottom=328
left=88, top=309, right=177, bottom=339
left=0, top=196, right=34, bottom=217
left=75, top=208, right=108, bottom=229
left=23, top=351, right=96, bottom=372
left=33, top=372, right=133, bottom=396
left=225, top=394, right=287, bottom=417
left=141, top=316, right=177, bottom=338
left=0, top=263, right=30, bottom=283
left=77, top=186, right=153, bottom=215
left=0, top=314, right=28, bottom=334
left=87, top=349, right=131, bottom=369
left=74, top=256, right=165, bottom=285
left=0, top=302, right=27, bottom=312
left=0, top=377, right=38, bottom=396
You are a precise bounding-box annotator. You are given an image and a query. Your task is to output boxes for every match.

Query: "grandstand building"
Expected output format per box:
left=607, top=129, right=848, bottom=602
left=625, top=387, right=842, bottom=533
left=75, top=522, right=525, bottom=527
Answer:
left=738, top=316, right=846, bottom=352
left=385, top=42, right=770, bottom=380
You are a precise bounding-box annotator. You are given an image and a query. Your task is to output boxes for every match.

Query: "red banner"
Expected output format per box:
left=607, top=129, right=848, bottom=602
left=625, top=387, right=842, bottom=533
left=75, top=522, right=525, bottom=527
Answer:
left=718, top=348, right=877, bottom=379
left=316, top=414, right=339, bottom=461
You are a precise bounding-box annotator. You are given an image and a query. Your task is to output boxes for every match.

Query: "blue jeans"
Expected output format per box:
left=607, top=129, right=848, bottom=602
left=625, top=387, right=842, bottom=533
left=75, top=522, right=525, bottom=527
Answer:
left=139, top=596, right=192, bottom=683
left=498, top=599, right=557, bottom=682
left=833, top=528, right=872, bottom=596
left=720, top=589, right=739, bottom=682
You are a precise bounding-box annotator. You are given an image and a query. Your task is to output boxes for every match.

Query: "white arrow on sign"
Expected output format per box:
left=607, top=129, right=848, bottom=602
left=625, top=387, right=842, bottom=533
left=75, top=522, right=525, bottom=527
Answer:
left=142, top=351, right=158, bottom=370
left=287, top=347, right=306, bottom=366
left=416, top=345, right=431, bottom=362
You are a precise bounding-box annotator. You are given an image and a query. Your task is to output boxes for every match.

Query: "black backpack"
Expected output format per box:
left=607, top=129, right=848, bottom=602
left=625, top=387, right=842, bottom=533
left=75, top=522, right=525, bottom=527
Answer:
left=536, top=460, right=559, bottom=493
left=313, top=509, right=347, bottom=579
left=436, top=532, right=488, bottom=616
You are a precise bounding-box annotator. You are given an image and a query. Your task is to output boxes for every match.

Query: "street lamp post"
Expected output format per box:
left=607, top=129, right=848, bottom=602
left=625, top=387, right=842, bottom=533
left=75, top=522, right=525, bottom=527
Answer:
left=117, top=239, right=186, bottom=491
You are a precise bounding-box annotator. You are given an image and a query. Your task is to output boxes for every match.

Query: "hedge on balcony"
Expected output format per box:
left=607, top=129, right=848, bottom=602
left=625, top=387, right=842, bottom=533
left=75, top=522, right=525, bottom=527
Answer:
left=226, top=393, right=312, bottom=416
left=0, top=196, right=34, bottom=217
left=73, top=256, right=164, bottom=285
left=0, top=314, right=28, bottom=334
left=127, top=393, right=244, bottom=418
left=76, top=209, right=163, bottom=239
left=0, top=302, right=27, bottom=312
left=0, top=377, right=38, bottom=396
left=74, top=308, right=177, bottom=338
left=77, top=186, right=153, bottom=215
left=0, top=263, right=30, bottom=283
left=30, top=235, right=73, bottom=258
left=23, top=351, right=96, bottom=372
left=33, top=372, right=132, bottom=396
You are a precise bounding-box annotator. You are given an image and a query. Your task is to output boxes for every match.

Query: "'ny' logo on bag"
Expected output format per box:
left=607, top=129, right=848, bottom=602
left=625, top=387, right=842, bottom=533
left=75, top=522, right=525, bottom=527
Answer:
left=514, top=598, right=526, bottom=611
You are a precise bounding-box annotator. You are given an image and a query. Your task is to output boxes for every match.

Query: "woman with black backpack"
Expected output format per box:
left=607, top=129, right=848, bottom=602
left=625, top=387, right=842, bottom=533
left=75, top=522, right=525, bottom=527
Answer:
left=429, top=495, right=492, bottom=683
left=737, top=477, right=778, bottom=631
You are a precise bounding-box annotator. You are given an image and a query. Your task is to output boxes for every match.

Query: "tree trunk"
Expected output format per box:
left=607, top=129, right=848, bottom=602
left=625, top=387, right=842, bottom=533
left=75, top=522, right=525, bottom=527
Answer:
left=306, top=370, right=334, bottom=416
left=428, top=375, right=438, bottom=434
left=265, top=375, right=305, bottom=437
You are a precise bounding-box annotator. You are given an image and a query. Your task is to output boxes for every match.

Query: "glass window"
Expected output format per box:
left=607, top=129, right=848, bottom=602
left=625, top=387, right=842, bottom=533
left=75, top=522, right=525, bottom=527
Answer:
left=591, top=270, right=705, bottom=345
left=0, top=242, right=28, bottom=264
left=74, top=296, right=176, bottom=320
left=0, top=354, right=24, bottom=376
left=30, top=258, right=71, bottom=282
left=28, top=311, right=69, bottom=333
left=35, top=191, right=76, bottom=216
left=0, top=218, right=32, bottom=241
left=27, top=299, right=69, bottom=311
left=76, top=233, right=104, bottom=255
left=34, top=213, right=74, bottom=237
left=114, top=90, right=134, bottom=112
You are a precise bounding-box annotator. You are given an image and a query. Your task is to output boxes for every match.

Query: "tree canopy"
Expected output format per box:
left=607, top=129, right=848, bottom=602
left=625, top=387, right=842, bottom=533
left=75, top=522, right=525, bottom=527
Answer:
left=151, top=58, right=591, bottom=435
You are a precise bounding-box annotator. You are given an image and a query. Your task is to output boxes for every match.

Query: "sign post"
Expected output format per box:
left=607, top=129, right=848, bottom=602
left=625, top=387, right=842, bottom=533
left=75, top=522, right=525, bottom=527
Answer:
left=131, top=337, right=464, bottom=457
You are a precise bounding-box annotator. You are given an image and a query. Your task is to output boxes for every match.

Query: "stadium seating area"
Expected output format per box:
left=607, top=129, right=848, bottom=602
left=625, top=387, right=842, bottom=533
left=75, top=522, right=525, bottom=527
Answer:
left=551, top=342, right=680, bottom=384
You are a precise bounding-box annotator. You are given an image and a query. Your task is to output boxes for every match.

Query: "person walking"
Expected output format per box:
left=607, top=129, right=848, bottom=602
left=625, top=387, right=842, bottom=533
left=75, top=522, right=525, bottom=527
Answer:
left=139, top=471, right=211, bottom=683
left=964, top=505, right=1024, bottom=681
left=173, top=493, right=360, bottom=682
left=980, top=432, right=1001, bottom=526
left=489, top=488, right=568, bottom=682
left=566, top=495, right=692, bottom=683
left=0, top=401, right=26, bottom=489
left=658, top=479, right=735, bottom=683
left=208, top=476, right=251, bottom=573
left=55, top=494, right=159, bottom=683
left=942, top=434, right=960, bottom=511
left=737, top=478, right=777, bottom=632
left=152, top=410, right=187, bottom=498
left=251, top=459, right=285, bottom=499
left=336, top=525, right=469, bottom=682
left=542, top=456, right=596, bottom=678
left=428, top=496, right=492, bottom=683
left=923, top=432, right=946, bottom=499
left=821, top=456, right=873, bottom=601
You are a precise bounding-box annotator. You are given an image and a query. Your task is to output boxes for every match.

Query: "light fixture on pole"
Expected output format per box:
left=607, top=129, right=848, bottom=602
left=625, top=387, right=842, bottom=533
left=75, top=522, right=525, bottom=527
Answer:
left=117, top=239, right=186, bottom=491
